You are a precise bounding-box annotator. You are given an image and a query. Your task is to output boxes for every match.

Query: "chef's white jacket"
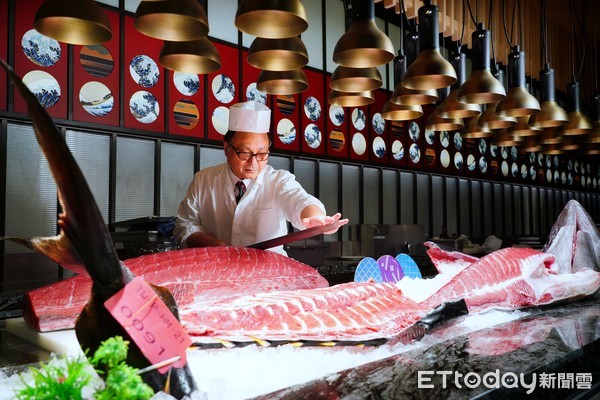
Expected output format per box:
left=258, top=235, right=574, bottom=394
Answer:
left=174, top=163, right=326, bottom=255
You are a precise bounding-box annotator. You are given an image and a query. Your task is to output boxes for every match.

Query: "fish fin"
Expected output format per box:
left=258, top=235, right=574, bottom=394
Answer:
left=2, top=234, right=88, bottom=276
left=0, top=58, right=123, bottom=290
left=246, top=336, right=271, bottom=347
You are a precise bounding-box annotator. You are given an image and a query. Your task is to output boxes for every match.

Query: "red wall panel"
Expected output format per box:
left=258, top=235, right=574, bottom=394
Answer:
left=14, top=0, right=68, bottom=119
left=0, top=0, right=7, bottom=110
left=207, top=42, right=239, bottom=141
left=72, top=9, right=120, bottom=126
left=299, top=68, right=325, bottom=156
left=368, top=90, right=389, bottom=164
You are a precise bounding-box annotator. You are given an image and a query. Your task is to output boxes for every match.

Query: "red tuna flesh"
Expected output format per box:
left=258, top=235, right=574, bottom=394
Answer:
left=185, top=282, right=431, bottom=342
left=23, top=246, right=329, bottom=332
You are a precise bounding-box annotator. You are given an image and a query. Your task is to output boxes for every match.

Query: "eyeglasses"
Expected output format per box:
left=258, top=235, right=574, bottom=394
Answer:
left=227, top=142, right=270, bottom=161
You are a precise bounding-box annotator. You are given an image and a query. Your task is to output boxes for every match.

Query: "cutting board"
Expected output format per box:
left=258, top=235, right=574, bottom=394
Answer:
left=5, top=318, right=83, bottom=357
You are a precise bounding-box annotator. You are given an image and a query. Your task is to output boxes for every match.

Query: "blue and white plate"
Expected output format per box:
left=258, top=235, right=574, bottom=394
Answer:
left=130, top=55, right=159, bottom=88
left=22, top=29, right=61, bottom=67
left=304, top=96, right=321, bottom=121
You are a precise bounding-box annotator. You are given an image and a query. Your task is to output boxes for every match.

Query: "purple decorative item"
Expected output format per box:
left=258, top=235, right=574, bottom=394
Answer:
left=377, top=255, right=404, bottom=283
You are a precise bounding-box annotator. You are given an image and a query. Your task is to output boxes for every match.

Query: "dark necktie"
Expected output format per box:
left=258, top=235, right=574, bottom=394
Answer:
left=235, top=180, right=246, bottom=203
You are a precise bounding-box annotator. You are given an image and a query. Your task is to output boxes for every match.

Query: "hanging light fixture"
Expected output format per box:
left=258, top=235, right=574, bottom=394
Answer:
left=257, top=69, right=308, bottom=95
left=382, top=33, right=423, bottom=122
left=34, top=0, right=112, bottom=45
left=159, top=37, right=221, bottom=74
left=493, top=129, right=522, bottom=147
left=461, top=112, right=492, bottom=139
left=330, top=66, right=382, bottom=93
left=508, top=116, right=541, bottom=138
left=333, top=0, right=394, bottom=68
left=479, top=101, right=516, bottom=130
left=247, top=36, right=308, bottom=71
left=135, top=0, right=209, bottom=41
left=457, top=24, right=506, bottom=104
left=538, top=127, right=562, bottom=145
left=496, top=46, right=540, bottom=117
left=391, top=25, right=438, bottom=106
left=562, top=79, right=593, bottom=135
left=520, top=136, right=543, bottom=152
left=235, top=0, right=307, bottom=39
left=328, top=90, right=375, bottom=107
left=587, top=93, right=600, bottom=143
left=542, top=143, right=565, bottom=155
left=438, top=51, right=482, bottom=118
left=426, top=87, right=464, bottom=132
left=530, top=64, right=569, bottom=128
left=402, top=0, right=456, bottom=90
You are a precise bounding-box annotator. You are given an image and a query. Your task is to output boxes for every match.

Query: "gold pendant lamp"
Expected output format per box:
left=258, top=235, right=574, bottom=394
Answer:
left=391, top=29, right=438, bottom=106
left=235, top=0, right=308, bottom=39
left=493, top=129, right=522, bottom=147
left=402, top=0, right=456, bottom=90
left=332, top=0, right=395, bottom=68
left=559, top=136, right=582, bottom=152
left=34, top=0, right=112, bottom=45
left=530, top=64, right=569, bottom=128
left=520, top=136, right=543, bottom=152
left=330, top=66, right=383, bottom=93
left=159, top=37, right=221, bottom=74
left=247, top=36, right=308, bottom=71
left=328, top=90, right=375, bottom=107
left=257, top=69, right=308, bottom=95
left=538, top=127, right=562, bottom=145
left=479, top=101, right=517, bottom=130
left=461, top=113, right=492, bottom=139
left=382, top=49, right=423, bottom=121
left=135, top=0, right=209, bottom=41
left=496, top=46, right=540, bottom=117
left=508, top=116, right=541, bottom=138
left=542, top=143, right=566, bottom=155
left=426, top=87, right=464, bottom=132
left=562, top=79, right=593, bottom=135
left=438, top=52, right=482, bottom=119
left=457, top=25, right=506, bottom=104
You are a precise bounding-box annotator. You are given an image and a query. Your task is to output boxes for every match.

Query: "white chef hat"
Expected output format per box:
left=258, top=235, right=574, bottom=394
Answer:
left=228, top=101, right=271, bottom=133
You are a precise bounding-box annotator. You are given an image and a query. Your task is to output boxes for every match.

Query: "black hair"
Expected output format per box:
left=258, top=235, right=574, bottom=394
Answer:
left=223, top=131, right=272, bottom=147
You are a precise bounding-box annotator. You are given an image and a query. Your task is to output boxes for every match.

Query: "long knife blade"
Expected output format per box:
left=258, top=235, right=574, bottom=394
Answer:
left=248, top=220, right=340, bottom=250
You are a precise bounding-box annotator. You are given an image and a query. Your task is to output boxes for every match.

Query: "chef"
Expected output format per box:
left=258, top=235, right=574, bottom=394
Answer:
left=174, top=100, right=348, bottom=255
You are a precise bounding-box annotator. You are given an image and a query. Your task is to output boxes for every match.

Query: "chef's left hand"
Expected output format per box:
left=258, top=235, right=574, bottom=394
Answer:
left=302, top=212, right=348, bottom=234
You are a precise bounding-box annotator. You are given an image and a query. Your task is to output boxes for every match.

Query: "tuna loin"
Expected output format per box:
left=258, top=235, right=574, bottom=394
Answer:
left=23, top=246, right=329, bottom=332
left=184, top=282, right=431, bottom=342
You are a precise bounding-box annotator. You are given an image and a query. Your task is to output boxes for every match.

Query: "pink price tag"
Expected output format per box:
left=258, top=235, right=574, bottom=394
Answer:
left=104, top=277, right=191, bottom=374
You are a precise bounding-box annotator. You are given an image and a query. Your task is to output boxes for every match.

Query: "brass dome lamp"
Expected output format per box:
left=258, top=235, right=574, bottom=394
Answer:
left=382, top=48, right=423, bottom=121
left=520, top=136, right=543, bottom=152
left=391, top=28, right=438, bottom=106
left=247, top=36, right=309, bottom=72
left=530, top=65, right=569, bottom=128
left=402, top=0, right=456, bottom=90
left=330, top=66, right=382, bottom=93
left=541, top=143, right=566, bottom=155
left=328, top=90, right=375, bottom=107
left=493, top=129, right=522, bottom=147
left=438, top=52, right=482, bottom=119
left=496, top=46, right=540, bottom=117
left=562, top=79, right=593, bottom=135
left=538, top=127, right=562, bottom=145
left=333, top=0, right=395, bottom=68
left=559, top=136, right=582, bottom=152
left=34, top=0, right=112, bottom=45
left=457, top=24, right=506, bottom=104
left=235, top=0, right=307, bottom=39
left=508, top=116, right=541, bottom=138
left=257, top=69, right=308, bottom=95
left=135, top=0, right=209, bottom=41
left=478, top=101, right=516, bottom=130
left=461, top=113, right=493, bottom=139
left=426, top=87, right=464, bottom=132
left=159, top=37, right=221, bottom=74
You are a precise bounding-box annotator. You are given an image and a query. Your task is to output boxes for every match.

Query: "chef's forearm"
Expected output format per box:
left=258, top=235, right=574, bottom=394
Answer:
left=300, top=204, right=326, bottom=220
left=185, top=231, right=226, bottom=248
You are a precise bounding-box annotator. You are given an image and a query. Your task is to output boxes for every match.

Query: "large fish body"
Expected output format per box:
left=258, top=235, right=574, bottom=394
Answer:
left=24, top=246, right=329, bottom=331
left=0, top=59, right=197, bottom=398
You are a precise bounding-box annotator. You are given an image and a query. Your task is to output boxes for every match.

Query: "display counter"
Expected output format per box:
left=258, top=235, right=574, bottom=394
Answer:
left=257, top=293, right=600, bottom=399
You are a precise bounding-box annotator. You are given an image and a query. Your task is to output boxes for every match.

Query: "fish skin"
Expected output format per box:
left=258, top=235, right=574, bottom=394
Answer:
left=0, top=59, right=197, bottom=398
left=24, top=246, right=329, bottom=332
